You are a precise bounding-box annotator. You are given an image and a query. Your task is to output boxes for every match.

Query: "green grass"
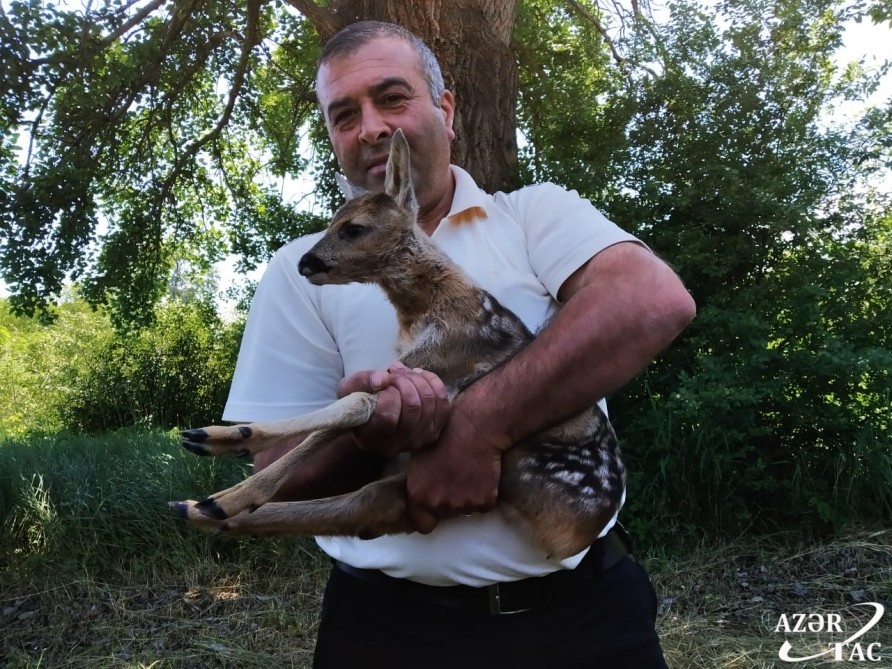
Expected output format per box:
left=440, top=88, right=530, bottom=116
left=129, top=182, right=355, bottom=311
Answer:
left=1, top=429, right=265, bottom=578
left=1, top=429, right=327, bottom=668
left=2, top=430, right=890, bottom=668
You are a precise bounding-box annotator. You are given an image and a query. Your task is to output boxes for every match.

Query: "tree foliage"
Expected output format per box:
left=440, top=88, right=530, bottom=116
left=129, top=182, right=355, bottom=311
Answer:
left=604, top=0, right=890, bottom=535
left=510, top=0, right=892, bottom=537
left=1, top=0, right=327, bottom=325
left=0, top=0, right=533, bottom=325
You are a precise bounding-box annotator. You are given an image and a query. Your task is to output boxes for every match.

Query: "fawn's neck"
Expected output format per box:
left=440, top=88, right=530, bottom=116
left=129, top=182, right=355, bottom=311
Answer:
left=376, top=239, right=475, bottom=331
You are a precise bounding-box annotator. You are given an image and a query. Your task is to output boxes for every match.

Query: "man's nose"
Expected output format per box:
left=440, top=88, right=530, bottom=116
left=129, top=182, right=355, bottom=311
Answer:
left=358, top=104, right=390, bottom=145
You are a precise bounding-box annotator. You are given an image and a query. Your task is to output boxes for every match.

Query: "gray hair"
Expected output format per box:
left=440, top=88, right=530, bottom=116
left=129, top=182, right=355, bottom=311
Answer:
left=317, top=21, right=446, bottom=106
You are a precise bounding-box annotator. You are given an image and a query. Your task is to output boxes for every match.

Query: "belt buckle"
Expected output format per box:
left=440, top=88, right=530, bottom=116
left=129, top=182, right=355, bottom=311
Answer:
left=487, top=583, right=531, bottom=615
left=488, top=583, right=502, bottom=614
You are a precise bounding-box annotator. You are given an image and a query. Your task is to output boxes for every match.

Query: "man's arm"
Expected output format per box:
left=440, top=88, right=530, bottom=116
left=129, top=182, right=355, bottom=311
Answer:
left=405, top=241, right=697, bottom=531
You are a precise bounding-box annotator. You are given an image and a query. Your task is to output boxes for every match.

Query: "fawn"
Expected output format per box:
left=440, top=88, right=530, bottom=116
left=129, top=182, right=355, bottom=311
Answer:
left=172, top=129, right=625, bottom=559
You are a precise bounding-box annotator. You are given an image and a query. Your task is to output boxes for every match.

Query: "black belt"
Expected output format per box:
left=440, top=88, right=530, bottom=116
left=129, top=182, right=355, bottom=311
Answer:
left=333, top=526, right=631, bottom=615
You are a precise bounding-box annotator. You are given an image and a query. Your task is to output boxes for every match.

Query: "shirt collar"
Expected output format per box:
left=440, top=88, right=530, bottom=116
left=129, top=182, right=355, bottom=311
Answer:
left=443, top=165, right=491, bottom=226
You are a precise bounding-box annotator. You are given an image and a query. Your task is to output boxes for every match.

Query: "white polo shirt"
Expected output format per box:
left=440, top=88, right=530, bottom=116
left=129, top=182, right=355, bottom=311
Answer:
left=223, top=166, right=638, bottom=586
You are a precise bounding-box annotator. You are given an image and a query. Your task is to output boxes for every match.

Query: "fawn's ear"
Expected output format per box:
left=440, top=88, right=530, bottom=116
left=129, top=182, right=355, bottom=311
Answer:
left=385, top=129, right=418, bottom=214
left=335, top=174, right=365, bottom=201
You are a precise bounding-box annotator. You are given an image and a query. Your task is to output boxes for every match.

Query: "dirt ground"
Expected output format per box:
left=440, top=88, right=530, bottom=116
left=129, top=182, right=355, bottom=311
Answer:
left=2, top=531, right=890, bottom=668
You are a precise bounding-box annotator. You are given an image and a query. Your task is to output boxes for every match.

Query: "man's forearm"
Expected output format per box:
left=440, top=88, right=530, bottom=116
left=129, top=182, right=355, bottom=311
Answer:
left=460, top=243, right=696, bottom=448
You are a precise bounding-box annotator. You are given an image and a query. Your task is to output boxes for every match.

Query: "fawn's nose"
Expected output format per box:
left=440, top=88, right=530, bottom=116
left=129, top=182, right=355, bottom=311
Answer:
left=298, top=253, right=331, bottom=277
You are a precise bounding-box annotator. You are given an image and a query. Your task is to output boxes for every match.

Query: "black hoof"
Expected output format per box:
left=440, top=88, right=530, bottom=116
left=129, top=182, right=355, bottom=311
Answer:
left=196, top=497, right=228, bottom=520
left=180, top=428, right=209, bottom=442
left=168, top=501, right=189, bottom=519
left=182, top=440, right=211, bottom=456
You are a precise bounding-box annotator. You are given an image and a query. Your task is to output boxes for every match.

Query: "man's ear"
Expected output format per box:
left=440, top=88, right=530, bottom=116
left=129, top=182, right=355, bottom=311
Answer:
left=439, top=89, right=456, bottom=142
left=336, top=174, right=366, bottom=201
left=385, top=129, right=417, bottom=213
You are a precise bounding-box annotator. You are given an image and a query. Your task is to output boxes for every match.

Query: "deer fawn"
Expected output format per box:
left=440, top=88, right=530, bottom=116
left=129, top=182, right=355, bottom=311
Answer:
left=171, top=129, right=625, bottom=559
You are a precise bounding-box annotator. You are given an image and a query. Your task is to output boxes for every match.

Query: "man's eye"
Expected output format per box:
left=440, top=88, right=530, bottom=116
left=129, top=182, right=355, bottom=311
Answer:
left=333, top=110, right=356, bottom=127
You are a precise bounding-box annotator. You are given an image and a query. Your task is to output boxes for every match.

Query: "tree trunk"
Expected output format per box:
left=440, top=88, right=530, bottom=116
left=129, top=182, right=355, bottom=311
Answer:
left=304, top=0, right=519, bottom=193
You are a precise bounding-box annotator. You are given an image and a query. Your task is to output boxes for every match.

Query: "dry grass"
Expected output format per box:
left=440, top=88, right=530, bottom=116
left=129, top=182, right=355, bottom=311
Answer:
left=3, top=530, right=890, bottom=668
left=1, top=557, right=330, bottom=669
left=654, top=530, right=892, bottom=668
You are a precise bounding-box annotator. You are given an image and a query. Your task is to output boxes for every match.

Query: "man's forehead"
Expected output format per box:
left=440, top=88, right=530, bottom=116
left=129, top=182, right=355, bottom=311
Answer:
left=324, top=35, right=416, bottom=63
left=316, top=37, right=424, bottom=92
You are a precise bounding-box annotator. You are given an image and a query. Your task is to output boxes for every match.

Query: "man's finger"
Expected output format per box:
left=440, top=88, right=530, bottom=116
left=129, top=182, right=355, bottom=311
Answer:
left=337, top=369, right=389, bottom=398
left=394, top=371, right=451, bottom=446
left=389, top=374, right=424, bottom=424
left=369, top=386, right=402, bottom=429
left=388, top=366, right=450, bottom=433
left=407, top=504, right=440, bottom=534
left=416, top=369, right=450, bottom=437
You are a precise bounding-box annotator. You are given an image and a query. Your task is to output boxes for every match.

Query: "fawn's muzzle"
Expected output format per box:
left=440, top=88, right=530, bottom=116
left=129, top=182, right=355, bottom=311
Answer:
left=298, top=253, right=331, bottom=277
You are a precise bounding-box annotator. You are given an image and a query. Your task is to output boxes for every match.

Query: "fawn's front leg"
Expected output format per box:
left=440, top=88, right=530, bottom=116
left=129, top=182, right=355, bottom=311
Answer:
left=180, top=392, right=378, bottom=457
left=172, top=427, right=343, bottom=521
left=173, top=392, right=378, bottom=521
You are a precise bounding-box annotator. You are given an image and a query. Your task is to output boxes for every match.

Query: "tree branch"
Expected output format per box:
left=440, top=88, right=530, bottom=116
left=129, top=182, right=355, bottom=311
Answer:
left=159, top=0, right=264, bottom=207
left=564, top=0, right=660, bottom=80
left=281, top=0, right=343, bottom=41
left=97, top=0, right=170, bottom=50
left=564, top=0, right=627, bottom=69
left=30, top=0, right=170, bottom=66
left=159, top=29, right=242, bottom=113
left=24, top=83, right=58, bottom=176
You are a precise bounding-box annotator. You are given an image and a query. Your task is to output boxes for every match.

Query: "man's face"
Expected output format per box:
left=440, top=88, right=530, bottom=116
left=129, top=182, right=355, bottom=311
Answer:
left=316, top=37, right=455, bottom=206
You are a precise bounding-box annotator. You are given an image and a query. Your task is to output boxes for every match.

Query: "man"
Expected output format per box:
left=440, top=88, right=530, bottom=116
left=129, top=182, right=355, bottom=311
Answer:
left=224, top=21, right=695, bottom=668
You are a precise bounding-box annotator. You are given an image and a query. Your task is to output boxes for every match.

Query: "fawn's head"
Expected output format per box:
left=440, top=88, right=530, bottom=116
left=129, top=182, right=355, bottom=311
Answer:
left=298, top=129, right=419, bottom=286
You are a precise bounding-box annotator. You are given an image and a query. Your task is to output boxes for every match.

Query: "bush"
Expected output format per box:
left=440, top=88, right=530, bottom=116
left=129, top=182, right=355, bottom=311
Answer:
left=0, top=299, right=114, bottom=437
left=0, top=297, right=243, bottom=436
left=616, top=224, right=892, bottom=544
left=63, top=301, right=244, bottom=432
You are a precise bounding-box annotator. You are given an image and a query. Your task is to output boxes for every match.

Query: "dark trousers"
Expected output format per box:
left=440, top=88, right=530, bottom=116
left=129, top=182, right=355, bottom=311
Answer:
left=312, top=556, right=667, bottom=668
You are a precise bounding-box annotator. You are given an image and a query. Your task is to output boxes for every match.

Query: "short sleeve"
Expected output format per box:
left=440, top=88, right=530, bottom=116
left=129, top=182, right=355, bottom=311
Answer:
left=502, top=183, right=643, bottom=299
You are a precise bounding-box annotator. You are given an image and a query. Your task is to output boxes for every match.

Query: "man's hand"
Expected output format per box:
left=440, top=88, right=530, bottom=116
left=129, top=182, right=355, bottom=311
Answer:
left=337, top=361, right=451, bottom=458
left=339, top=363, right=504, bottom=534
left=405, top=396, right=510, bottom=534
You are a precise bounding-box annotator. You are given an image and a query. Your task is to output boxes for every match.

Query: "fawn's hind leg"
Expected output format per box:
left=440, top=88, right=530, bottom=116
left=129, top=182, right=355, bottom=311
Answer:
left=175, top=474, right=414, bottom=538
left=180, top=392, right=377, bottom=457
left=173, top=427, right=346, bottom=522
left=498, top=444, right=623, bottom=560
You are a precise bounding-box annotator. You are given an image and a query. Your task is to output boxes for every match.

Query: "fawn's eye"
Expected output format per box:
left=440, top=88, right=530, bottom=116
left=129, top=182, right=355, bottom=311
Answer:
left=340, top=223, right=368, bottom=240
